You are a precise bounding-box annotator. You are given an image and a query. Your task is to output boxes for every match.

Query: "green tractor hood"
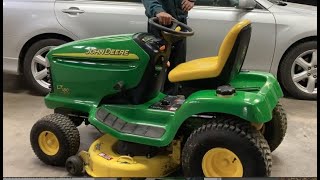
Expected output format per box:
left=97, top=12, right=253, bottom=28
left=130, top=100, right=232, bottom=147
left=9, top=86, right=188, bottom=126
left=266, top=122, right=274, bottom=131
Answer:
left=45, top=34, right=149, bottom=104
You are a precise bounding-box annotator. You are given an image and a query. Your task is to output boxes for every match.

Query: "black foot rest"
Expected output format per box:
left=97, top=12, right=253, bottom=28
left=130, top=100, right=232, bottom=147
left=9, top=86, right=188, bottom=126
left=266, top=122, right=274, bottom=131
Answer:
left=149, top=95, right=185, bottom=111
left=96, top=108, right=165, bottom=138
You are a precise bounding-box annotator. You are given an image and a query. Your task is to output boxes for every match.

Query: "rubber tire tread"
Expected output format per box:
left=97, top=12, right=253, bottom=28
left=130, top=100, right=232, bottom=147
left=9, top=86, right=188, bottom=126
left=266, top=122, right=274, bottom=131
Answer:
left=30, top=113, right=80, bottom=166
left=54, top=108, right=84, bottom=127
left=66, top=155, right=84, bottom=176
left=182, top=117, right=272, bottom=177
left=263, top=103, right=287, bottom=152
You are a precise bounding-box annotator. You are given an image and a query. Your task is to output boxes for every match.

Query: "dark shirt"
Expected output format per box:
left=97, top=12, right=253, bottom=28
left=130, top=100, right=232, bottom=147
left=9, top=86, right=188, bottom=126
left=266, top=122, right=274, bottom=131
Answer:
left=141, top=0, right=189, bottom=21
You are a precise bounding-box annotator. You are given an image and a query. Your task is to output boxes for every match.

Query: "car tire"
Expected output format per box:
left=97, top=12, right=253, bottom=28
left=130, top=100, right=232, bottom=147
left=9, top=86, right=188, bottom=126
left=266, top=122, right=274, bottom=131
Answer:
left=279, top=41, right=317, bottom=100
left=30, top=113, right=80, bottom=166
left=23, top=39, right=67, bottom=95
left=262, top=103, right=287, bottom=152
left=181, top=117, right=272, bottom=177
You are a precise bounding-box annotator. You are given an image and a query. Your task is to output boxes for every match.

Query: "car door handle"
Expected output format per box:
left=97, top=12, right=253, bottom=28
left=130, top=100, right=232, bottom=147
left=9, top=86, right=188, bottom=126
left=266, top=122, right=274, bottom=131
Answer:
left=62, top=7, right=85, bottom=15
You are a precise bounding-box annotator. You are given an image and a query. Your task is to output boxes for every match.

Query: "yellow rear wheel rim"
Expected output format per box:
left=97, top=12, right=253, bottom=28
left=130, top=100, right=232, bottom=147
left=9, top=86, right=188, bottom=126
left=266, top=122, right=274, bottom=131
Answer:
left=38, top=131, right=60, bottom=156
left=202, top=147, right=243, bottom=177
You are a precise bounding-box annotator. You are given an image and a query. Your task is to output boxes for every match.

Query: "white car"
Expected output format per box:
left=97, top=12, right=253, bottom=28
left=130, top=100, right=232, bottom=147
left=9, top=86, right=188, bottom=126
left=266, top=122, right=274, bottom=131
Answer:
left=3, top=0, right=317, bottom=99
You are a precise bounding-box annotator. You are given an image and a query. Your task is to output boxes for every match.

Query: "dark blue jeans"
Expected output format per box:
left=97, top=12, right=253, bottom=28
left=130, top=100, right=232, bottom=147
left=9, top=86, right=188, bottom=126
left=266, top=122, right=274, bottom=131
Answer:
left=147, top=18, right=187, bottom=95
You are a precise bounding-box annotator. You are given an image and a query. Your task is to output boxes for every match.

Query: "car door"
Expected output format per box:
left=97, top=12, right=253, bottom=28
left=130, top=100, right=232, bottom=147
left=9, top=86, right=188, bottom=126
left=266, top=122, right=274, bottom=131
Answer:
left=187, top=0, right=277, bottom=72
left=54, top=0, right=147, bottom=39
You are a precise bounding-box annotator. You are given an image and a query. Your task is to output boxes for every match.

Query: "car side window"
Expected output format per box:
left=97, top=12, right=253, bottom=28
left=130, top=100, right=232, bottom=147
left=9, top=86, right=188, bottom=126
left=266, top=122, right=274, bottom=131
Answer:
left=195, top=0, right=239, bottom=7
left=195, top=0, right=263, bottom=9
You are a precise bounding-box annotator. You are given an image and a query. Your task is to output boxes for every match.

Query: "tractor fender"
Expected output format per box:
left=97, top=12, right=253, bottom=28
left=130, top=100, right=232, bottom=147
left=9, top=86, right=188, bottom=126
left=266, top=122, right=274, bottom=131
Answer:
left=174, top=89, right=278, bottom=127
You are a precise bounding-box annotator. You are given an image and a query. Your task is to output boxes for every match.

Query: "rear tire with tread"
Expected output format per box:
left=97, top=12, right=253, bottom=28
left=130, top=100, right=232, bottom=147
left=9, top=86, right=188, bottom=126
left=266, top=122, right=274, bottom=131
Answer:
left=263, top=103, right=287, bottom=152
left=182, top=117, right=272, bottom=177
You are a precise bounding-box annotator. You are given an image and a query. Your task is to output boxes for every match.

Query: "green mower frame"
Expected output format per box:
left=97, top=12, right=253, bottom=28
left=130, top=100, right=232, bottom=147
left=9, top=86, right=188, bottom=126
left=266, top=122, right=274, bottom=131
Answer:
left=30, top=18, right=287, bottom=177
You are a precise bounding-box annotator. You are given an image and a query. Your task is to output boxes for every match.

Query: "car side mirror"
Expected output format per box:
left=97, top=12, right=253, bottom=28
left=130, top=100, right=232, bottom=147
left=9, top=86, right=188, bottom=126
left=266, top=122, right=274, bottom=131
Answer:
left=237, top=0, right=257, bottom=10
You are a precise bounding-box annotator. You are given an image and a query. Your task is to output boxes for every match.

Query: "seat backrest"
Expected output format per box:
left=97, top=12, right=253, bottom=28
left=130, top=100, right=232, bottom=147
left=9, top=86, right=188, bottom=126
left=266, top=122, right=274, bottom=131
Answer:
left=215, top=20, right=252, bottom=84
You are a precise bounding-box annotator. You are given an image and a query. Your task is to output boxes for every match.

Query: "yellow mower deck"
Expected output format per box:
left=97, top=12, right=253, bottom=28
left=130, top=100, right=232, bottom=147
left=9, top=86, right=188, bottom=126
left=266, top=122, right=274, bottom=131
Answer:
left=79, top=134, right=181, bottom=177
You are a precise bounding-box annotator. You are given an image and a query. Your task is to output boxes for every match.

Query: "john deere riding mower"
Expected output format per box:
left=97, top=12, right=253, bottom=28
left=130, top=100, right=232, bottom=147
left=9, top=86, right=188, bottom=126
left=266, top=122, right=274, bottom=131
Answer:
left=30, top=18, right=287, bottom=177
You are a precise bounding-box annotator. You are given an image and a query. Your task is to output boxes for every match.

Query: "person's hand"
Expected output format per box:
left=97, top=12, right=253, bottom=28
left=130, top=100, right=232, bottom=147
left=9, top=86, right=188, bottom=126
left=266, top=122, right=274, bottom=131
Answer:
left=167, top=61, right=170, bottom=67
left=181, top=0, right=195, bottom=12
left=156, top=12, right=173, bottom=26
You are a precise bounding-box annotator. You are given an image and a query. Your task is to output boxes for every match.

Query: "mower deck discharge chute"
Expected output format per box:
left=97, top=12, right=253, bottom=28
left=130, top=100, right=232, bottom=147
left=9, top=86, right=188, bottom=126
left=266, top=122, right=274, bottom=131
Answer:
left=30, top=18, right=287, bottom=177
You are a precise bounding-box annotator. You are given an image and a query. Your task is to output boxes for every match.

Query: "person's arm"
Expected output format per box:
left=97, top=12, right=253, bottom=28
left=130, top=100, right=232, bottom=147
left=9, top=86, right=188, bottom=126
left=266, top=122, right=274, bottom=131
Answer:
left=181, top=0, right=195, bottom=12
left=141, top=0, right=165, bottom=17
left=141, top=0, right=173, bottom=25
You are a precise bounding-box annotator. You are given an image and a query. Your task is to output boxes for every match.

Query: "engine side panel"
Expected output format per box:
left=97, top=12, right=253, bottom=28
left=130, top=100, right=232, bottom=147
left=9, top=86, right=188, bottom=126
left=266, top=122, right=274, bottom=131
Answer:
left=46, top=34, right=149, bottom=104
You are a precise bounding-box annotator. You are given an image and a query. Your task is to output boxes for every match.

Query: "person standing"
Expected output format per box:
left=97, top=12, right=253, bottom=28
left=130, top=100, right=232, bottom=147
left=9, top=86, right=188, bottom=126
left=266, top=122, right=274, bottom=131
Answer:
left=142, top=0, right=195, bottom=95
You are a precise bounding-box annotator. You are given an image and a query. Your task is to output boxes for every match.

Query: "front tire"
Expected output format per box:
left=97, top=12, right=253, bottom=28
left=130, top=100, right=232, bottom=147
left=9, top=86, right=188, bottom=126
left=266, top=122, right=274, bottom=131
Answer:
left=23, top=39, right=67, bottom=95
left=30, top=114, right=80, bottom=166
left=54, top=108, right=85, bottom=127
left=279, top=41, right=317, bottom=100
left=182, top=117, right=272, bottom=177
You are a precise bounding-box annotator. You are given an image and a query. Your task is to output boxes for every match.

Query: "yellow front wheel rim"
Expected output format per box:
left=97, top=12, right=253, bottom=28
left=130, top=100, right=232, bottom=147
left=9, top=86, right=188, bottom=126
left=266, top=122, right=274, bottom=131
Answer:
left=202, top=147, right=243, bottom=177
left=38, top=131, right=60, bottom=156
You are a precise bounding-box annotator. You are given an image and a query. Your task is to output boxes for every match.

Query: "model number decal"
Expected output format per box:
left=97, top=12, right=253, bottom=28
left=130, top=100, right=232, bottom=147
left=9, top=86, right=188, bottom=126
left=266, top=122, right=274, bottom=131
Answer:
left=86, top=48, right=130, bottom=56
left=56, top=85, right=70, bottom=95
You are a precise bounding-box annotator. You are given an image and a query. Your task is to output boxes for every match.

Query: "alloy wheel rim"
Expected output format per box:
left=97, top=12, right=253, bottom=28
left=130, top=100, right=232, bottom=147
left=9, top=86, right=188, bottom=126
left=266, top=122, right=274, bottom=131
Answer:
left=31, top=46, right=55, bottom=89
left=291, top=49, right=317, bottom=94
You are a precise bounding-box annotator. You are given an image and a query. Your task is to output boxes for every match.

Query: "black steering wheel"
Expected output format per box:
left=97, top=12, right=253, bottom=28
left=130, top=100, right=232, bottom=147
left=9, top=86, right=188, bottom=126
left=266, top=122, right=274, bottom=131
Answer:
left=148, top=17, right=194, bottom=37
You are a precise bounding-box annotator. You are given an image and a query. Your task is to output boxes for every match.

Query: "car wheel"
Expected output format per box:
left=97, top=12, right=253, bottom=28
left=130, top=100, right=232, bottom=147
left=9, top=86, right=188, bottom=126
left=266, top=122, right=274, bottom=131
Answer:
left=279, top=41, right=317, bottom=100
left=23, top=39, right=67, bottom=95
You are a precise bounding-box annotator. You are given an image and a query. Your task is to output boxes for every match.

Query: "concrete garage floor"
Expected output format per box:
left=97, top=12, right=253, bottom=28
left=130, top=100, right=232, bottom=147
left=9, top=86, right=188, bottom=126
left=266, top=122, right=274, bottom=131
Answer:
left=3, top=72, right=317, bottom=177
